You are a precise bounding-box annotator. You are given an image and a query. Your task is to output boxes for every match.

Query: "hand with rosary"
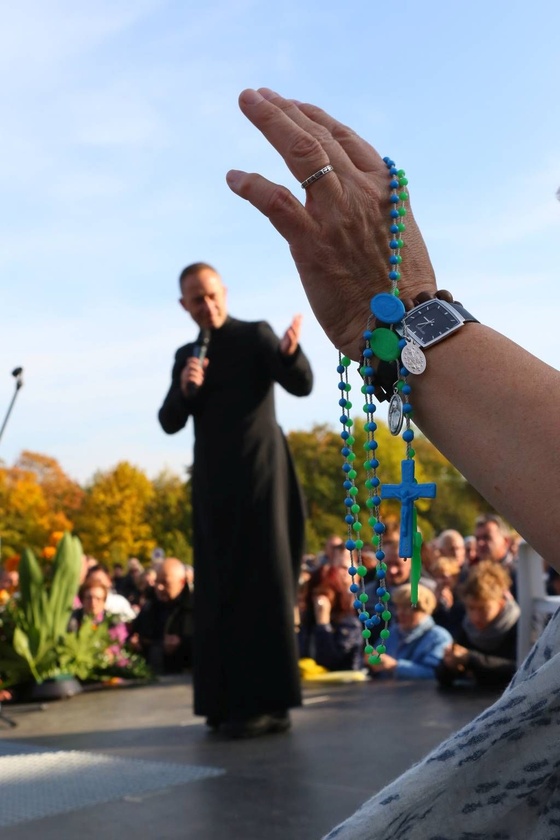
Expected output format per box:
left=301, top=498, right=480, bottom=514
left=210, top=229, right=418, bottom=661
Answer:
left=227, top=88, right=560, bottom=567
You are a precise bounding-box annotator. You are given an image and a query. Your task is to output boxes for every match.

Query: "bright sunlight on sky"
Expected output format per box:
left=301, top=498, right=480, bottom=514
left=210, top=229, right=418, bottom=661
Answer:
left=1, top=0, right=559, bottom=483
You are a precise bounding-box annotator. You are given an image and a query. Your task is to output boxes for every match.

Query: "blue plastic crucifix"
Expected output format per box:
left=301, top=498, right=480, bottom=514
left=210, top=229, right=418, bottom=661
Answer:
left=381, top=459, right=436, bottom=558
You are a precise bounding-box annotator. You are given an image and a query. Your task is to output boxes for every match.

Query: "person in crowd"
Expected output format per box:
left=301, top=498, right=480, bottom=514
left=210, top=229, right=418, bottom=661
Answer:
left=112, top=562, right=126, bottom=595
left=118, top=557, right=144, bottom=604
left=316, top=534, right=345, bottom=567
left=131, top=557, right=193, bottom=675
left=158, top=261, right=313, bottom=738
left=430, top=555, right=466, bottom=638
left=474, top=513, right=515, bottom=570
left=308, top=564, right=364, bottom=671
left=367, top=583, right=452, bottom=680
left=464, top=534, right=478, bottom=566
left=84, top=565, right=137, bottom=623
left=226, top=87, right=560, bottom=838
left=436, top=561, right=519, bottom=689
left=69, top=579, right=112, bottom=631
left=437, top=529, right=467, bottom=573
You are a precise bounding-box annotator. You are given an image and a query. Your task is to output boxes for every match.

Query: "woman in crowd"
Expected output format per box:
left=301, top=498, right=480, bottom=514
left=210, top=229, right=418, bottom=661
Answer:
left=436, top=561, right=519, bottom=689
left=368, top=583, right=452, bottom=680
left=306, top=562, right=364, bottom=671
left=226, top=88, right=560, bottom=839
left=69, top=579, right=111, bottom=631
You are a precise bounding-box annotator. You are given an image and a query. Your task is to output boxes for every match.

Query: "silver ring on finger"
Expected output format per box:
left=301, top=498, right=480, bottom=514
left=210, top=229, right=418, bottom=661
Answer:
left=300, top=164, right=334, bottom=189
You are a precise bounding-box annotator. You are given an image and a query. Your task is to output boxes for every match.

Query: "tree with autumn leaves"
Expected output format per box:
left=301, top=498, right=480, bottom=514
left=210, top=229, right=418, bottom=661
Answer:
left=1, top=425, right=495, bottom=566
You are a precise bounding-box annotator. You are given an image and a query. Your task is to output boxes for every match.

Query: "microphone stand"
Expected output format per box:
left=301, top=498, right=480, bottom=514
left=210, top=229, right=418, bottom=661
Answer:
left=0, top=367, right=24, bottom=448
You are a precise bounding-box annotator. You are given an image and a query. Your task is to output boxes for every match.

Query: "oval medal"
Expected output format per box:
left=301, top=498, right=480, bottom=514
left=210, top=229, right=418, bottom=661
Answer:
left=401, top=341, right=427, bottom=375
left=388, top=393, right=404, bottom=436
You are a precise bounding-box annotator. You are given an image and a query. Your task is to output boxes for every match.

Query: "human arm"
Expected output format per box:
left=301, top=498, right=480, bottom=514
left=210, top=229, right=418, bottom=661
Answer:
left=226, top=89, right=560, bottom=565
left=257, top=320, right=313, bottom=396
left=158, top=347, right=195, bottom=434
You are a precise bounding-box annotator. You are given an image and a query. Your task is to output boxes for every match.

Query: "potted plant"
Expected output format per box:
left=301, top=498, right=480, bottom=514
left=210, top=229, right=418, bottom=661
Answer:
left=0, top=531, right=83, bottom=699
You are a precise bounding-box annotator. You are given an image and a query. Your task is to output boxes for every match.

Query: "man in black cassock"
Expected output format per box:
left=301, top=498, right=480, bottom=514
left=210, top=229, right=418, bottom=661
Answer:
left=158, top=262, right=313, bottom=738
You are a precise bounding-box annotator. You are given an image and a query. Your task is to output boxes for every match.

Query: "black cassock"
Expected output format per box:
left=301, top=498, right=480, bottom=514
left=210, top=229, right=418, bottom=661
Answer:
left=158, top=317, right=313, bottom=719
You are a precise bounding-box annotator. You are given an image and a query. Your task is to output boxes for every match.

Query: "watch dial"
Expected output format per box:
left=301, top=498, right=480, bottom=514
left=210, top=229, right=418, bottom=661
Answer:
left=404, top=301, right=462, bottom=348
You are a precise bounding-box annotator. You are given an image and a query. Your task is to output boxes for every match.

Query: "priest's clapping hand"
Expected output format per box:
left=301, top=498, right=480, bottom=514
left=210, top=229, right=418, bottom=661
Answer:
left=280, top=313, right=302, bottom=356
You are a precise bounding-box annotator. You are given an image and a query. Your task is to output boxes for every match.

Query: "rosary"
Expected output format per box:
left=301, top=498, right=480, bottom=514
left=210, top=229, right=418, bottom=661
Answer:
left=337, top=158, right=436, bottom=665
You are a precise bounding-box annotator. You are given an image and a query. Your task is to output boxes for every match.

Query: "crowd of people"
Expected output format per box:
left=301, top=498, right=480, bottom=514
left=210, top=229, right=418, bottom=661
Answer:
left=298, top=513, right=528, bottom=690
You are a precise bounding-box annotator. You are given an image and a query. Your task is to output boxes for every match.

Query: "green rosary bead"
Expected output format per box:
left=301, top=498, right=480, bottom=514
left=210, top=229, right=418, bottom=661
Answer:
left=347, top=435, right=355, bottom=445
left=355, top=539, right=364, bottom=549
left=359, top=593, right=368, bottom=603
left=368, top=516, right=377, bottom=527
left=399, top=177, right=408, bottom=186
left=357, top=565, right=367, bottom=577
left=349, top=486, right=358, bottom=496
left=341, top=356, right=351, bottom=367
left=348, top=469, right=357, bottom=479
left=347, top=452, right=356, bottom=462
left=364, top=645, right=374, bottom=655
left=352, top=521, right=363, bottom=532
left=379, top=562, right=387, bottom=572
left=382, top=610, right=392, bottom=621
left=362, top=629, right=372, bottom=639
left=366, top=498, right=375, bottom=508
left=376, top=645, right=386, bottom=654
left=380, top=629, right=390, bottom=640
left=398, top=207, right=406, bottom=217
left=369, top=655, right=381, bottom=665
left=382, top=592, right=391, bottom=602
left=399, top=192, right=408, bottom=201
left=408, top=447, right=415, bottom=457
left=397, top=222, right=405, bottom=231
left=351, top=504, right=360, bottom=514
left=372, top=536, right=380, bottom=546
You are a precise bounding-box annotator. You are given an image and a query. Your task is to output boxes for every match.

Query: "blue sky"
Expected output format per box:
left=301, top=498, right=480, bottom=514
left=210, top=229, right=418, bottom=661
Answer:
left=1, top=0, right=558, bottom=484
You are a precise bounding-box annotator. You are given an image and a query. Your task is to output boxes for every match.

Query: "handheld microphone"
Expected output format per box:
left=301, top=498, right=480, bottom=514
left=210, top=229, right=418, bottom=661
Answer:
left=187, top=329, right=211, bottom=396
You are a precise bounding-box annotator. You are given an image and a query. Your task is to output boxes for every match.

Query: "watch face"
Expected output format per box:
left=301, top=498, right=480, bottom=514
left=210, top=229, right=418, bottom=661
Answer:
left=403, top=300, right=463, bottom=348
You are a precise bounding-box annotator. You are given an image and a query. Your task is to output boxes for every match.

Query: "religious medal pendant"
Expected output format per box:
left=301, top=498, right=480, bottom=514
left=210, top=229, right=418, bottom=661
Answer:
left=401, top=339, right=426, bottom=375
left=388, top=391, right=404, bottom=436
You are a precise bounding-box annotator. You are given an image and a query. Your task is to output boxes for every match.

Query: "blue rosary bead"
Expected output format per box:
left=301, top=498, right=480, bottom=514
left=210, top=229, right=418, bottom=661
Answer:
left=374, top=603, right=384, bottom=614
left=403, top=403, right=413, bottom=414
left=402, top=429, right=414, bottom=442
left=388, top=270, right=400, bottom=280
left=346, top=539, right=356, bottom=550
left=359, top=612, right=370, bottom=622
left=365, top=619, right=376, bottom=630
left=340, top=430, right=349, bottom=440
left=372, top=495, right=381, bottom=506
left=377, top=587, right=387, bottom=597
left=370, top=458, right=380, bottom=469
left=350, top=583, right=359, bottom=593
left=402, top=384, right=411, bottom=395
left=344, top=497, right=353, bottom=507
left=390, top=224, right=399, bottom=233
left=389, top=255, right=399, bottom=264
left=353, top=599, right=362, bottom=610
left=363, top=330, right=372, bottom=340
left=340, top=415, right=348, bottom=425
left=372, top=476, right=380, bottom=487
left=398, top=338, right=407, bottom=349
left=366, top=385, right=375, bottom=394
left=390, top=208, right=399, bottom=218
left=341, top=446, right=350, bottom=456
left=363, top=348, right=373, bottom=358
left=376, top=550, right=385, bottom=560
left=342, top=463, right=351, bottom=473
left=374, top=522, right=386, bottom=534
left=376, top=568, right=385, bottom=579
left=338, top=381, right=347, bottom=390
left=348, top=566, right=357, bottom=576
left=343, top=480, right=353, bottom=490
left=389, top=239, right=399, bottom=249
left=337, top=364, right=345, bottom=374
left=400, top=367, right=409, bottom=377
left=371, top=615, right=381, bottom=625
left=345, top=514, right=354, bottom=524
left=362, top=365, right=373, bottom=376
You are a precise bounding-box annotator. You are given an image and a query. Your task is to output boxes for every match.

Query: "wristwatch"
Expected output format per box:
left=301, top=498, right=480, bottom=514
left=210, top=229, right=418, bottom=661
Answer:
left=396, top=299, right=479, bottom=348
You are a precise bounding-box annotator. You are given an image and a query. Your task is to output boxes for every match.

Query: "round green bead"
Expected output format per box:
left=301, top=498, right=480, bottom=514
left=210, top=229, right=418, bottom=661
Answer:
left=394, top=287, right=400, bottom=296
left=399, top=192, right=408, bottom=201
left=396, top=380, right=405, bottom=391
left=397, top=239, right=404, bottom=248
left=363, top=460, right=370, bottom=470
left=349, top=486, right=358, bottom=496
left=369, top=655, right=381, bottom=665
left=347, top=436, right=355, bottom=445
left=376, top=645, right=386, bottom=654
left=362, top=629, right=371, bottom=639
left=397, top=169, right=405, bottom=177
left=357, top=565, right=367, bottom=577
left=397, top=222, right=405, bottom=231
left=382, top=610, right=392, bottom=621
left=379, top=562, right=387, bottom=571
left=351, top=504, right=360, bottom=514
left=399, top=177, right=408, bottom=186
left=361, top=384, right=367, bottom=394
left=382, top=592, right=391, bottom=602
left=348, top=469, right=357, bottom=479
left=366, top=498, right=375, bottom=508
left=359, top=593, right=368, bottom=603
left=352, top=521, right=362, bottom=532
left=373, top=536, right=380, bottom=547
left=370, top=327, right=400, bottom=362
left=398, top=207, right=407, bottom=217
left=364, top=645, right=374, bottom=655
left=396, top=255, right=402, bottom=264
left=355, top=539, right=364, bottom=549
left=341, top=356, right=351, bottom=367
left=368, top=516, right=377, bottom=527
left=365, top=478, right=373, bottom=489
left=408, top=447, right=415, bottom=457
left=380, top=629, right=390, bottom=640
left=347, top=452, right=356, bottom=462
left=346, top=418, right=353, bottom=426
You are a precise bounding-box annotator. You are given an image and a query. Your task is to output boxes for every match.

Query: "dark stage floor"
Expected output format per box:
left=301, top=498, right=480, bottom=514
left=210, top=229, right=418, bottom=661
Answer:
left=0, top=674, right=501, bottom=839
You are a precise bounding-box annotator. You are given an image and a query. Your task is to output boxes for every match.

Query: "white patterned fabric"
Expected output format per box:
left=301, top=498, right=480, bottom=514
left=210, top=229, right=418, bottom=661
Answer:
left=324, top=608, right=560, bottom=840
